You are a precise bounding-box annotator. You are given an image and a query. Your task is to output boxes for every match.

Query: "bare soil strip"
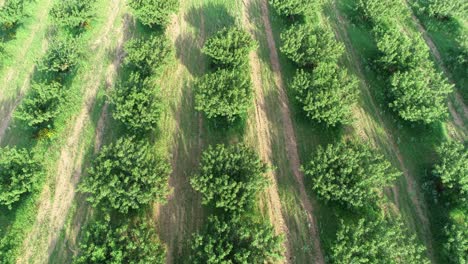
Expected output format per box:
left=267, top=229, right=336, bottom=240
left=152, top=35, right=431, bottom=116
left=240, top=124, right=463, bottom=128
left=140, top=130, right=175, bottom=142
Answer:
left=254, top=0, right=326, bottom=263
left=16, top=1, right=126, bottom=262
left=0, top=0, right=53, bottom=143
left=333, top=3, right=435, bottom=261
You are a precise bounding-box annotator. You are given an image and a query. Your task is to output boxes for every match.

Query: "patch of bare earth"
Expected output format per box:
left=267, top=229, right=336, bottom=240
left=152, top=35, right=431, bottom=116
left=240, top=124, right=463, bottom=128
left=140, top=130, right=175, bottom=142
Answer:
left=252, top=0, right=325, bottom=263
left=333, top=2, right=434, bottom=261
left=16, top=1, right=126, bottom=263
left=0, top=0, right=53, bottom=143
left=241, top=0, right=292, bottom=262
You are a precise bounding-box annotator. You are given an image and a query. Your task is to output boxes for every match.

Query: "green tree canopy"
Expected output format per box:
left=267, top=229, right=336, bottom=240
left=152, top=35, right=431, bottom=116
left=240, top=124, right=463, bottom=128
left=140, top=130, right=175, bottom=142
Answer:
left=434, top=141, right=467, bottom=203
left=0, top=0, right=27, bottom=29
left=50, top=0, right=96, bottom=29
left=79, top=137, right=170, bottom=214
left=268, top=0, right=313, bottom=17
left=389, top=67, right=453, bottom=123
left=194, top=68, right=253, bottom=122
left=74, top=220, right=166, bottom=264
left=38, top=35, right=82, bottom=74
left=280, top=24, right=344, bottom=67
left=202, top=27, right=257, bottom=67
left=444, top=219, right=468, bottom=264
left=374, top=26, right=429, bottom=72
left=124, top=35, right=173, bottom=75
left=111, top=72, right=162, bottom=132
left=332, top=217, right=429, bottom=264
left=426, top=0, right=467, bottom=19
left=191, top=144, right=269, bottom=213
left=0, top=147, right=41, bottom=208
left=291, top=64, right=359, bottom=126
left=191, top=216, right=283, bottom=263
left=357, top=0, right=408, bottom=25
left=303, top=140, right=401, bottom=208
left=128, top=0, right=179, bottom=27
left=15, top=81, right=64, bottom=128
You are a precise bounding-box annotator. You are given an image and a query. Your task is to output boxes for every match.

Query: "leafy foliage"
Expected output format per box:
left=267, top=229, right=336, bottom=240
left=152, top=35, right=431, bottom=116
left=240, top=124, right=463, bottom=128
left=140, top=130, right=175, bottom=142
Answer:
left=15, top=81, right=64, bottom=128
left=37, top=35, right=81, bottom=74
left=434, top=141, right=468, bottom=203
left=357, top=0, right=408, bottom=25
left=50, top=0, right=96, bottom=29
left=74, top=220, right=166, bottom=264
left=191, top=216, right=283, bottom=263
left=444, top=220, right=468, bottom=264
left=280, top=24, right=344, bottom=67
left=374, top=26, right=429, bottom=72
left=303, top=141, right=400, bottom=208
left=202, top=27, right=257, bottom=67
left=111, top=72, right=162, bottom=132
left=389, top=67, right=453, bottom=123
left=291, top=64, right=359, bottom=126
left=0, top=147, right=41, bottom=208
left=191, top=144, right=269, bottom=213
left=0, top=0, right=27, bottom=29
left=332, top=217, right=429, bottom=264
left=128, top=0, right=179, bottom=27
left=194, top=68, right=253, bottom=122
left=79, top=137, right=170, bottom=214
left=124, top=35, right=173, bottom=75
left=268, top=0, right=312, bottom=17
left=426, top=0, right=467, bottom=19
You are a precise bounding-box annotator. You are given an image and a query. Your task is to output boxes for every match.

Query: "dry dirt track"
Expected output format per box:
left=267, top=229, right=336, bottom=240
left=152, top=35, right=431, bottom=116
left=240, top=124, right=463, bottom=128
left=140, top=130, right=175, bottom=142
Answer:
left=16, top=1, right=126, bottom=262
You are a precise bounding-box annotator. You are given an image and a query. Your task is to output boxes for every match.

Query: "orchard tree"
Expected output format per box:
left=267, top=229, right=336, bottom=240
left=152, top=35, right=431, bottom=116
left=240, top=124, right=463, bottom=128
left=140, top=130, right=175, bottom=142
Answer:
left=0, top=0, right=26, bottom=29
left=202, top=27, right=257, bottom=67
left=357, top=0, right=408, bottom=25
left=444, top=221, right=468, bottom=264
left=50, top=0, right=96, bottom=29
left=74, top=220, right=165, bottom=264
left=79, top=137, right=171, bottom=214
left=124, top=35, right=173, bottom=75
left=128, top=0, right=179, bottom=27
left=303, top=140, right=401, bottom=208
left=280, top=24, right=344, bottom=67
left=291, top=64, right=359, bottom=126
left=15, top=81, right=64, bottom=128
left=433, top=141, right=467, bottom=203
left=38, top=35, right=81, bottom=74
left=111, top=72, right=162, bottom=132
left=268, top=0, right=314, bottom=17
left=426, top=0, right=467, bottom=19
left=0, top=147, right=41, bottom=208
left=191, top=144, right=269, bottom=213
left=374, top=26, right=429, bottom=72
left=194, top=68, right=253, bottom=122
left=191, top=216, right=283, bottom=263
left=389, top=67, right=453, bottom=123
left=332, top=217, right=429, bottom=264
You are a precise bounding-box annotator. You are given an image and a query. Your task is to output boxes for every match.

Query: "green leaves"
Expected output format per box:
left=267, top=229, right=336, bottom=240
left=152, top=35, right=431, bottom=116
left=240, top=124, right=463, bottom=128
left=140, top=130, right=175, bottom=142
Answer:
left=15, top=81, right=64, bottom=128
left=128, top=0, right=179, bottom=27
left=332, top=217, right=429, bottom=264
left=291, top=64, right=359, bottom=126
left=111, top=72, right=163, bottom=133
left=50, top=0, right=96, bottom=29
left=74, top=220, right=166, bottom=264
left=269, top=0, right=311, bottom=17
left=37, top=35, right=82, bottom=74
left=124, top=35, right=173, bottom=75
left=426, top=0, right=468, bottom=19
left=202, top=27, right=257, bottom=67
left=280, top=24, right=344, bottom=67
left=195, top=68, right=253, bottom=122
left=191, top=216, right=283, bottom=264
left=389, top=67, right=453, bottom=123
left=79, top=136, right=171, bottom=214
left=303, top=141, right=401, bottom=208
left=0, top=0, right=27, bottom=29
left=191, top=144, right=269, bottom=214
left=0, top=147, right=42, bottom=209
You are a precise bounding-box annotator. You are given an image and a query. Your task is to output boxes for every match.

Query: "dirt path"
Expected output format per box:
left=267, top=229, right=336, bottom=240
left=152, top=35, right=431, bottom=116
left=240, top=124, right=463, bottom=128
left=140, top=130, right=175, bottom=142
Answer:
left=0, top=0, right=53, bottom=143
left=240, top=0, right=292, bottom=262
left=333, top=3, right=434, bottom=261
left=16, top=1, right=126, bottom=263
left=251, top=0, right=325, bottom=263
left=405, top=4, right=467, bottom=131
